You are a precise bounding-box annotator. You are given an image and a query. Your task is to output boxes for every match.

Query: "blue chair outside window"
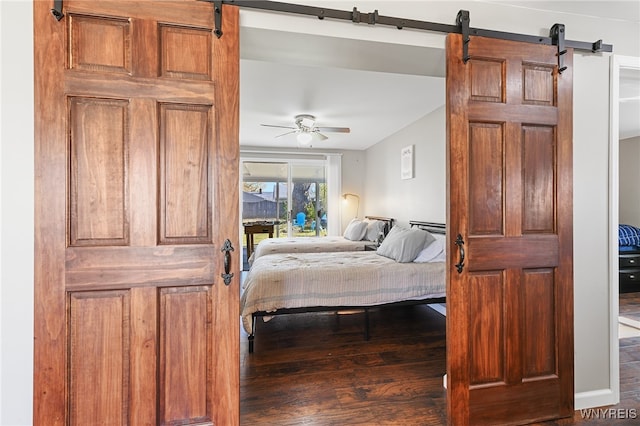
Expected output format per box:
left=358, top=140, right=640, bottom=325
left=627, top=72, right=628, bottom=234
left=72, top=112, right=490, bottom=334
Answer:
left=295, top=212, right=306, bottom=229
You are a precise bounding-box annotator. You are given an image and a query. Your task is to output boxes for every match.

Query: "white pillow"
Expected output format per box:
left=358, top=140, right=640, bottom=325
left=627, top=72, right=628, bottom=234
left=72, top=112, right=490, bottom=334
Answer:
left=414, top=234, right=446, bottom=263
left=343, top=218, right=368, bottom=241
left=363, top=219, right=386, bottom=242
left=376, top=226, right=435, bottom=263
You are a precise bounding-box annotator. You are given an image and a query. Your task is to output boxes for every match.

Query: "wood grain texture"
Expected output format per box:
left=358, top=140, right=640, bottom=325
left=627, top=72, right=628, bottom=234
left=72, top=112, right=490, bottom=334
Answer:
left=447, top=33, right=573, bottom=424
left=241, top=304, right=448, bottom=426
left=160, top=24, right=212, bottom=80
left=69, top=13, right=131, bottom=73
left=159, top=286, right=213, bottom=424
left=34, top=2, right=240, bottom=424
left=33, top=1, right=67, bottom=423
left=468, top=122, right=504, bottom=235
left=69, top=291, right=130, bottom=425
left=211, top=6, right=241, bottom=425
left=240, top=295, right=640, bottom=425
left=158, top=103, right=212, bottom=244
left=445, top=33, right=471, bottom=425
left=69, top=96, right=129, bottom=246
left=129, top=287, right=158, bottom=424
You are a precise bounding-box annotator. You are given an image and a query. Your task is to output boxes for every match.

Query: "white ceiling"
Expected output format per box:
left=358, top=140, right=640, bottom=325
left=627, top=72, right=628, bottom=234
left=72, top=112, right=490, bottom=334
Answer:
left=240, top=59, right=445, bottom=150
left=239, top=2, right=640, bottom=150
left=239, top=28, right=446, bottom=150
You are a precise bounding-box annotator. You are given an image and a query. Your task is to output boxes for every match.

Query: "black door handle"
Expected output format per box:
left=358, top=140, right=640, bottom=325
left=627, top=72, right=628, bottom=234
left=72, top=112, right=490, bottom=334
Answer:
left=221, top=239, right=234, bottom=285
left=454, top=234, right=465, bottom=273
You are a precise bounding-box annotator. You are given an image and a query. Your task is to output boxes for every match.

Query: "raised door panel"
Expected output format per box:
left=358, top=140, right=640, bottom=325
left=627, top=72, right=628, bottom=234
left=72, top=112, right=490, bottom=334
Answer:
left=522, top=125, right=556, bottom=233
left=468, top=272, right=505, bottom=386
left=69, top=291, right=130, bottom=425
left=468, top=122, right=504, bottom=236
left=159, top=103, right=213, bottom=244
left=159, top=286, right=213, bottom=425
left=69, top=14, right=132, bottom=74
left=160, top=24, right=213, bottom=80
left=470, top=59, right=504, bottom=103
left=69, top=97, right=129, bottom=246
left=447, top=33, right=573, bottom=425
left=522, top=269, right=557, bottom=378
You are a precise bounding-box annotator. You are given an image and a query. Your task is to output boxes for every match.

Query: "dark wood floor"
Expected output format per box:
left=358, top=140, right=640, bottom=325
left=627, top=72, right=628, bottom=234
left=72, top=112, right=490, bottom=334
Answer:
left=240, top=294, right=640, bottom=425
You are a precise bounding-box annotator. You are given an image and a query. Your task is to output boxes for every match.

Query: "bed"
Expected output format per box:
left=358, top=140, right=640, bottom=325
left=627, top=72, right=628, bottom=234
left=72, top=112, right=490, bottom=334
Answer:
left=240, top=221, right=447, bottom=352
left=248, top=215, right=394, bottom=265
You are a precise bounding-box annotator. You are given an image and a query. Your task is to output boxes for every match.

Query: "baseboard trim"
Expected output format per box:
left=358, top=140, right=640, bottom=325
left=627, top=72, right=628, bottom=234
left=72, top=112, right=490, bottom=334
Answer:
left=575, top=389, right=618, bottom=410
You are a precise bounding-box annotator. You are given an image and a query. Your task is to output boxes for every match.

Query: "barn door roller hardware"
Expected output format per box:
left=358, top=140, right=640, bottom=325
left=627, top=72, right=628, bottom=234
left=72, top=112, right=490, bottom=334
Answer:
left=207, top=0, right=612, bottom=69
left=457, top=10, right=470, bottom=63
left=212, top=0, right=223, bottom=38
left=51, top=0, right=64, bottom=21
left=550, top=23, right=568, bottom=73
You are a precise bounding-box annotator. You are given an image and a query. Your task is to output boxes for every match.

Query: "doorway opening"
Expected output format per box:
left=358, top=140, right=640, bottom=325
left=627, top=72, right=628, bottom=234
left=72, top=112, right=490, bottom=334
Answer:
left=609, top=54, right=640, bottom=407
left=238, top=20, right=449, bottom=423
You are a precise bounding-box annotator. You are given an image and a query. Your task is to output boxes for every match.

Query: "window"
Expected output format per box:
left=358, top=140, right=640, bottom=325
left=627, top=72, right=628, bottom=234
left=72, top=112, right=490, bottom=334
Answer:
left=241, top=158, right=333, bottom=239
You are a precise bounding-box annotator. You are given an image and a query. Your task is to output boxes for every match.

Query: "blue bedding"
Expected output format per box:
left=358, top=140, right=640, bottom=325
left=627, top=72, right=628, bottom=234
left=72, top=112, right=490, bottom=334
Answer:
left=619, top=224, right=640, bottom=247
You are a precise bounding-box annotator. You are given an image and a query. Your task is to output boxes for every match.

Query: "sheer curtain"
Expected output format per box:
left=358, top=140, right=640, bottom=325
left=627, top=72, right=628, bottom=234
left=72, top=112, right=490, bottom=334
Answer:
left=326, top=153, right=342, bottom=236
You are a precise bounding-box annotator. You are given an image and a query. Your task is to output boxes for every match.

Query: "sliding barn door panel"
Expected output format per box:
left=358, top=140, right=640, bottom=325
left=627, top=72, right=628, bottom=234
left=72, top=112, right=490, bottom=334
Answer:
left=447, top=34, right=573, bottom=425
left=34, top=1, right=240, bottom=424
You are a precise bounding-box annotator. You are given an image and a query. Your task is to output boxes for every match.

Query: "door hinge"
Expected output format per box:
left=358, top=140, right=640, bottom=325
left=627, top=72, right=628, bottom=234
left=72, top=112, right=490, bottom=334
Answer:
left=456, top=10, right=470, bottom=63
left=51, top=0, right=64, bottom=21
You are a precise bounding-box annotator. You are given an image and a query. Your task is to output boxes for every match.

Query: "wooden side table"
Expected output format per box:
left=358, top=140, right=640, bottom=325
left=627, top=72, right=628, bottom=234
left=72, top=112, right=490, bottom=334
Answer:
left=244, top=223, right=274, bottom=259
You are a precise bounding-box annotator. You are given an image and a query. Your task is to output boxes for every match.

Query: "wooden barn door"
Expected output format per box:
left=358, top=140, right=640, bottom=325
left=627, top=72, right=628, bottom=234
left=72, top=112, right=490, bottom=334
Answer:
left=33, top=1, right=240, bottom=424
left=446, top=34, right=574, bottom=425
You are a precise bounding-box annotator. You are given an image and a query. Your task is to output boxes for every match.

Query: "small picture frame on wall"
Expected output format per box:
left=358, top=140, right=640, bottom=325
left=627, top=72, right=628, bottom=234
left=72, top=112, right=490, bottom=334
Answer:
left=401, top=145, right=414, bottom=180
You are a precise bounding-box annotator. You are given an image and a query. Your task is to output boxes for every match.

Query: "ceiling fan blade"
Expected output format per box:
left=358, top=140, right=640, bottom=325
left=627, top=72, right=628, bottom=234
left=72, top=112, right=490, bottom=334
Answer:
left=274, top=130, right=298, bottom=139
left=261, top=124, right=297, bottom=130
left=315, top=126, right=350, bottom=133
left=315, top=132, right=329, bottom=141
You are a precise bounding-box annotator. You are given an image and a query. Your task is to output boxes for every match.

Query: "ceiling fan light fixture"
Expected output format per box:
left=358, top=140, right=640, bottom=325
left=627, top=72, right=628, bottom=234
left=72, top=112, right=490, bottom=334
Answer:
left=296, top=114, right=316, bottom=130
left=261, top=114, right=349, bottom=145
left=296, top=131, right=313, bottom=145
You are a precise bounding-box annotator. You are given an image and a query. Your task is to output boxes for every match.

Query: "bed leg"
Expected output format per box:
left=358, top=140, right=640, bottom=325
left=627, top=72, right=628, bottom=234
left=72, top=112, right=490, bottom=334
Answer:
left=364, top=308, right=370, bottom=341
left=248, top=314, right=257, bottom=354
left=248, top=334, right=255, bottom=353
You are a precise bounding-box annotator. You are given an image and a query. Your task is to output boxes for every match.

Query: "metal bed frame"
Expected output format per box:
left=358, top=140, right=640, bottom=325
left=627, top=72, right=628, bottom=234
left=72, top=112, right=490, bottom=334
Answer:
left=247, top=220, right=446, bottom=353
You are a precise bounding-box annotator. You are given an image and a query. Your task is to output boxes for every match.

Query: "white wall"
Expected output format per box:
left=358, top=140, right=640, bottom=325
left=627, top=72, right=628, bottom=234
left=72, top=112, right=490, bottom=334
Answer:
left=339, top=149, right=366, bottom=229
left=1, top=2, right=34, bottom=425
left=619, top=136, right=640, bottom=225
left=364, top=106, right=445, bottom=227
left=572, top=52, right=616, bottom=395
left=2, top=1, right=640, bottom=423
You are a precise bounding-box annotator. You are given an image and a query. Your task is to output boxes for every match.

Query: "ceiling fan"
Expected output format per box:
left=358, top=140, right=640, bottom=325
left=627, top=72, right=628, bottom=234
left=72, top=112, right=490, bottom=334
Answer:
left=260, top=114, right=350, bottom=145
